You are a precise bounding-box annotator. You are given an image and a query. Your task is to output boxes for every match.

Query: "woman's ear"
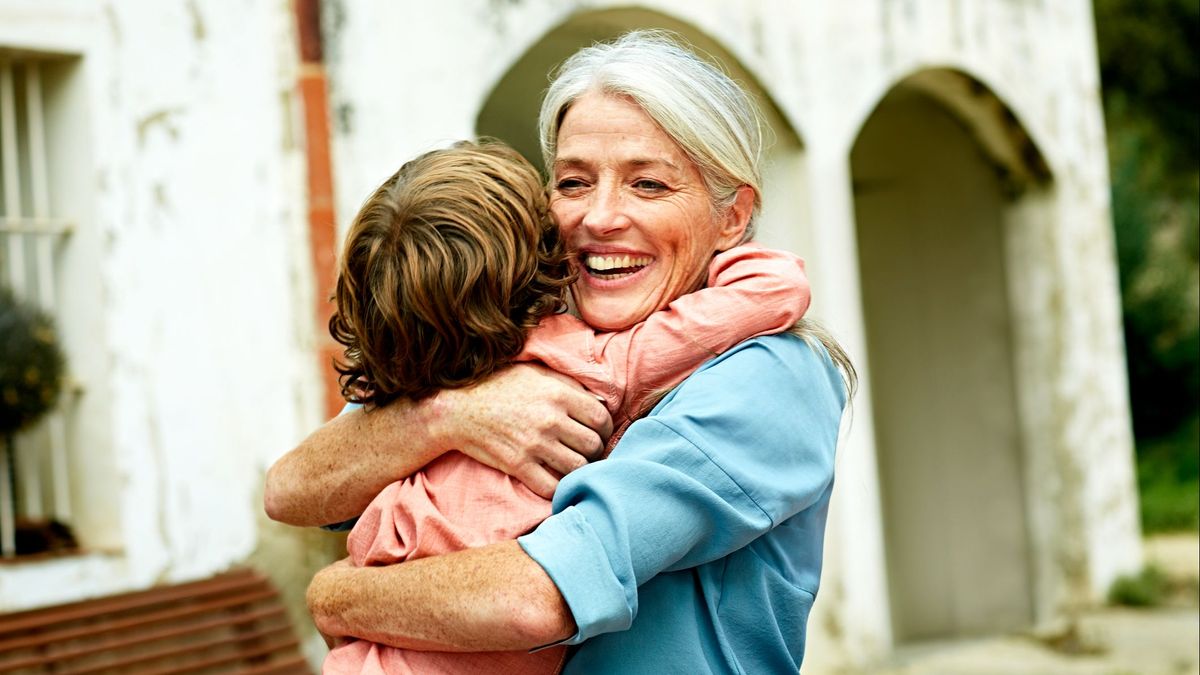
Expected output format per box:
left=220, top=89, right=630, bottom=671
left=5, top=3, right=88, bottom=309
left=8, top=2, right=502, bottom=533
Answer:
left=716, top=185, right=756, bottom=250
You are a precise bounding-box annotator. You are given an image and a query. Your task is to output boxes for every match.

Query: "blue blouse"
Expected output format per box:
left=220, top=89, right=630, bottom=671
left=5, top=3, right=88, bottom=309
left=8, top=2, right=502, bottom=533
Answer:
left=518, top=333, right=846, bottom=674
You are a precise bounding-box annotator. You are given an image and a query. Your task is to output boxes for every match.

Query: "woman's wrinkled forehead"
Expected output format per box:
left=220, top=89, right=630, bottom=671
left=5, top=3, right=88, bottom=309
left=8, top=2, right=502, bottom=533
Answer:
left=539, top=32, right=763, bottom=237
left=552, top=93, right=697, bottom=172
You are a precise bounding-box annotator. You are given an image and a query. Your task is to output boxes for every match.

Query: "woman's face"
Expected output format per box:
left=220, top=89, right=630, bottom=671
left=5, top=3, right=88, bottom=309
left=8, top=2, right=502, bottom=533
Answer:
left=550, top=92, right=747, bottom=331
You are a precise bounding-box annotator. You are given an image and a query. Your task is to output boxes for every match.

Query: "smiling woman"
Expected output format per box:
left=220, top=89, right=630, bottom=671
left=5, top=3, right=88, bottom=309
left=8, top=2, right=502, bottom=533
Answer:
left=550, top=92, right=754, bottom=331
left=272, top=30, right=855, bottom=675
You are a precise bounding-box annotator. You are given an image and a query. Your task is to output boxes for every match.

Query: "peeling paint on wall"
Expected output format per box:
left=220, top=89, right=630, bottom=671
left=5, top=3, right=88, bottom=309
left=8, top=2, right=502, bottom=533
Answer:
left=0, top=0, right=1138, bottom=671
left=0, top=0, right=322, bottom=615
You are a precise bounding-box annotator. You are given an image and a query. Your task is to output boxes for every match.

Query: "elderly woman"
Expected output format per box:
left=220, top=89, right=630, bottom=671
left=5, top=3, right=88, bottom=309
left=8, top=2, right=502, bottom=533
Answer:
left=265, top=31, right=853, bottom=673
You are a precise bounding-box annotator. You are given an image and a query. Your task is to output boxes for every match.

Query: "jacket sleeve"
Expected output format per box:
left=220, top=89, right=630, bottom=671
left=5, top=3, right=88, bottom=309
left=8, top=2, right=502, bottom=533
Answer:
left=517, top=335, right=844, bottom=643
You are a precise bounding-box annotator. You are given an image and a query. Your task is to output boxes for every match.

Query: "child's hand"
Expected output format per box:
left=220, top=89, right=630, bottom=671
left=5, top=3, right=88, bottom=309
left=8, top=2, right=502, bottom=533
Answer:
left=433, top=364, right=613, bottom=498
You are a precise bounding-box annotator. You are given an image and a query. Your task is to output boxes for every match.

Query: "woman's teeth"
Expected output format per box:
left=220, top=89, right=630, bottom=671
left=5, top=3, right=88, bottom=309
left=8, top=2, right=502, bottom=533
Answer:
left=584, top=254, right=653, bottom=279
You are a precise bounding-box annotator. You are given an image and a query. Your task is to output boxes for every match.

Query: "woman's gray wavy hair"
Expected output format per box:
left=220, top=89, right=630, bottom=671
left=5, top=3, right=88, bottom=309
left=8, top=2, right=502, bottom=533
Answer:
left=538, top=29, right=765, bottom=240
left=538, top=29, right=857, bottom=398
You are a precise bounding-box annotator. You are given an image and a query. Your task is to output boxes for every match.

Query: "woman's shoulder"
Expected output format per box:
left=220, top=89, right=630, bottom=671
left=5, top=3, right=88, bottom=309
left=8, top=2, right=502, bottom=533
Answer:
left=710, top=333, right=842, bottom=388
left=653, top=332, right=848, bottom=420
left=640, top=331, right=844, bottom=502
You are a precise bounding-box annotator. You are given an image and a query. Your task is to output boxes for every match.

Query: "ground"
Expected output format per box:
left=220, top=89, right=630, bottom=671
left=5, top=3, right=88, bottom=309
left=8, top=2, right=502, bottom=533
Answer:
left=839, top=534, right=1200, bottom=675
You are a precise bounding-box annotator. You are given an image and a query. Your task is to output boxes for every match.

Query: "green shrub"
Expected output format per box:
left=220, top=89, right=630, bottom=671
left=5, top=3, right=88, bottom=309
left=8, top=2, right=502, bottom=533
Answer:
left=1108, top=565, right=1170, bottom=607
left=0, top=288, right=66, bottom=436
left=1137, top=415, right=1200, bottom=532
left=1140, top=477, right=1200, bottom=533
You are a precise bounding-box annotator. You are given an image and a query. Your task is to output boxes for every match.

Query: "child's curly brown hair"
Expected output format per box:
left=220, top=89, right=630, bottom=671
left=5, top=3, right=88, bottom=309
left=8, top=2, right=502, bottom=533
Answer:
left=329, top=140, right=574, bottom=407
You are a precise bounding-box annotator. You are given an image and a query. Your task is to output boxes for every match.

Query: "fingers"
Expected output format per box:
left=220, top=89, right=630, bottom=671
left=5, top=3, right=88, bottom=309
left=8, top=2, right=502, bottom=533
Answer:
left=560, top=388, right=614, bottom=446
left=539, top=442, right=591, bottom=477
left=516, top=463, right=562, bottom=501
left=520, top=363, right=612, bottom=455
left=448, top=363, right=614, bottom=498
left=556, top=419, right=605, bottom=461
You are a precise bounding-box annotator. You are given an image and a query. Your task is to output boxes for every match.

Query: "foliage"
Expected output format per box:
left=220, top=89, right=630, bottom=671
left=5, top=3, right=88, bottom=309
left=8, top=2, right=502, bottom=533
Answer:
left=1094, top=0, right=1199, bottom=182
left=0, top=288, right=66, bottom=435
left=1094, top=0, right=1200, bottom=531
left=1138, top=416, right=1200, bottom=531
left=1107, top=564, right=1169, bottom=607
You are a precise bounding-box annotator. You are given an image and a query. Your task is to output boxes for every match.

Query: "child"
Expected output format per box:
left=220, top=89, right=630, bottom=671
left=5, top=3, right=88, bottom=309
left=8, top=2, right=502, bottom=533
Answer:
left=322, top=140, right=811, bottom=674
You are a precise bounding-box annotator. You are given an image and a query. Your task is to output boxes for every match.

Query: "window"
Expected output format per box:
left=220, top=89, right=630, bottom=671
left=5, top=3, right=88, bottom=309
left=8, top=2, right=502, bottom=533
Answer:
left=0, top=54, right=78, bottom=559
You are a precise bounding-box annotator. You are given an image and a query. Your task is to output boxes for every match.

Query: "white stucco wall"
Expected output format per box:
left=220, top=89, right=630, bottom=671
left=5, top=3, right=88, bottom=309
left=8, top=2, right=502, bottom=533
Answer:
left=0, top=0, right=1140, bottom=671
left=0, top=0, right=324, bottom=611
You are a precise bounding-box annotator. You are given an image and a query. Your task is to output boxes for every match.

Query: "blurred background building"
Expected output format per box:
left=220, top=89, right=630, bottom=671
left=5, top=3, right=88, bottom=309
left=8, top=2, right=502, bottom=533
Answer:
left=0, top=0, right=1193, bottom=672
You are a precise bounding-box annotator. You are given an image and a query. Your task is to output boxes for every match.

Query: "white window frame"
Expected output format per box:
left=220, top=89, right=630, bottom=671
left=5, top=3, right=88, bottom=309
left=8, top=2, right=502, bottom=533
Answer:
left=0, top=54, right=78, bottom=559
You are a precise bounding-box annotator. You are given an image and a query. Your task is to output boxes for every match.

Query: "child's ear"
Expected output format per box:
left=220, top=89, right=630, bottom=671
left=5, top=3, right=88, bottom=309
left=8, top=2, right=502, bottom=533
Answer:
left=716, top=186, right=755, bottom=249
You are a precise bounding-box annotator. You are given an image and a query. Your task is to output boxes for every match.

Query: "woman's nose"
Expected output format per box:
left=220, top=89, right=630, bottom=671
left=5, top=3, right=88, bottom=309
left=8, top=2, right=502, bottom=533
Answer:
left=580, top=185, right=632, bottom=237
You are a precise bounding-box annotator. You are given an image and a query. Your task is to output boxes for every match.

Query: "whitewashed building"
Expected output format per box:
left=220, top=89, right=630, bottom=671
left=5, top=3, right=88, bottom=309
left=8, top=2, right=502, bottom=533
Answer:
left=0, top=1, right=1141, bottom=671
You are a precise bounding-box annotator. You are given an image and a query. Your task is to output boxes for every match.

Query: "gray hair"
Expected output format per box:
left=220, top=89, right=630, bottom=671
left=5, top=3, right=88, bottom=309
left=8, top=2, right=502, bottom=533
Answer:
left=538, top=30, right=765, bottom=238
left=540, top=30, right=857, bottom=399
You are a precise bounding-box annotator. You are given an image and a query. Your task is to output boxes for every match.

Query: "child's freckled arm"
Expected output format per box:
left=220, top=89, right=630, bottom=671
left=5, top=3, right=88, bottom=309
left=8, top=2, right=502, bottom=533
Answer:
left=264, top=363, right=612, bottom=526
left=590, top=243, right=811, bottom=410
left=264, top=399, right=445, bottom=527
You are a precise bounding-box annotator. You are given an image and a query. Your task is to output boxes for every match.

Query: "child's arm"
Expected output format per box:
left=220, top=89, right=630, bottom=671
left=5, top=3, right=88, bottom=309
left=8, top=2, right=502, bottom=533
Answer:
left=265, top=366, right=610, bottom=525
left=593, top=243, right=810, bottom=412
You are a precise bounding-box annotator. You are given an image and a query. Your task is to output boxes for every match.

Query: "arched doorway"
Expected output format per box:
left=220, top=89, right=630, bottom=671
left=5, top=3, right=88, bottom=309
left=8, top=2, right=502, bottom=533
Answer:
left=850, top=69, right=1051, bottom=642
left=474, top=8, right=810, bottom=254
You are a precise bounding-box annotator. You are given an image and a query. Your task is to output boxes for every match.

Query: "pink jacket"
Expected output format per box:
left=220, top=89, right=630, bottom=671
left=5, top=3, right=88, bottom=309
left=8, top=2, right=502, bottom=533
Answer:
left=324, top=244, right=810, bottom=674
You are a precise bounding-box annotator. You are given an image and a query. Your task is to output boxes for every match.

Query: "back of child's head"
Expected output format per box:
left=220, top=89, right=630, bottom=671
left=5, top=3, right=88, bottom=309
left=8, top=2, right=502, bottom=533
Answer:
left=330, top=139, right=572, bottom=407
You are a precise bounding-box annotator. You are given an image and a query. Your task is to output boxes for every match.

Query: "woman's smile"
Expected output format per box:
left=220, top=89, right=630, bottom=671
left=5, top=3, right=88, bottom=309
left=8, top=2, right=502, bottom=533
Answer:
left=578, top=246, right=656, bottom=285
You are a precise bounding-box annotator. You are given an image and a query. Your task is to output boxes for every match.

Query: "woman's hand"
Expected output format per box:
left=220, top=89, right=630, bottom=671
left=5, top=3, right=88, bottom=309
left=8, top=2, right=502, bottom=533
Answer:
left=436, top=363, right=613, bottom=499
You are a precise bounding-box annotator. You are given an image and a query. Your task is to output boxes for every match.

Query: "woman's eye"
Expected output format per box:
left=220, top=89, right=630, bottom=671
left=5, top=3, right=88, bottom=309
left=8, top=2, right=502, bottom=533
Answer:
left=633, top=179, right=667, bottom=192
left=555, top=178, right=586, bottom=191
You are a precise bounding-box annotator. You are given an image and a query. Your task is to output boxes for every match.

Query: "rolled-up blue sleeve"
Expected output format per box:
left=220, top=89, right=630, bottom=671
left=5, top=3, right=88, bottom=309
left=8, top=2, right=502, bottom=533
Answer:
left=518, top=335, right=845, bottom=644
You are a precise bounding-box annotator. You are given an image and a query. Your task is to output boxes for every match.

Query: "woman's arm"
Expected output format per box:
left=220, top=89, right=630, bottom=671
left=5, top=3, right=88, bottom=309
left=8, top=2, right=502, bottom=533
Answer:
left=308, top=542, right=575, bottom=651
left=264, top=363, right=613, bottom=526
left=308, top=335, right=845, bottom=649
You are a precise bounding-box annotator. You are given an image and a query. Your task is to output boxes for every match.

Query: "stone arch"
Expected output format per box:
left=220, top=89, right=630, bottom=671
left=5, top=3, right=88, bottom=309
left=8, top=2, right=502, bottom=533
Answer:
left=850, top=68, right=1055, bottom=642
left=474, top=8, right=812, bottom=255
